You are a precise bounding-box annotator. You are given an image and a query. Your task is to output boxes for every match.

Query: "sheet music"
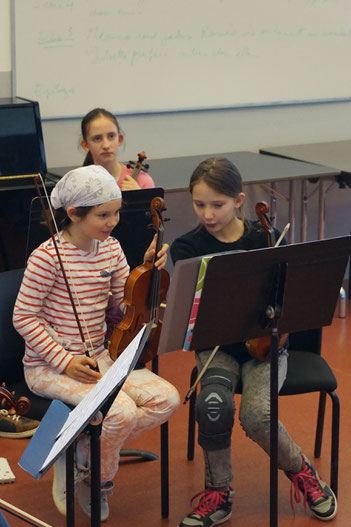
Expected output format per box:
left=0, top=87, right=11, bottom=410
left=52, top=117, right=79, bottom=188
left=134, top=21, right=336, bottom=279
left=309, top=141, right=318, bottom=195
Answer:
left=40, top=326, right=146, bottom=472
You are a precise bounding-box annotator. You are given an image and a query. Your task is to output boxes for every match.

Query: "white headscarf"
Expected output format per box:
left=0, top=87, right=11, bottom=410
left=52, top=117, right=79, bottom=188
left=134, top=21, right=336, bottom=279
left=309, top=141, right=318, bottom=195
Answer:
left=50, top=165, right=121, bottom=210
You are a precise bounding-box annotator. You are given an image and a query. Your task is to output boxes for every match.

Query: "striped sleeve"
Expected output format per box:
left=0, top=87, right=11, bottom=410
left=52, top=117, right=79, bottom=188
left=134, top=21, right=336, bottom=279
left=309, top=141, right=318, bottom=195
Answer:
left=13, top=247, right=75, bottom=373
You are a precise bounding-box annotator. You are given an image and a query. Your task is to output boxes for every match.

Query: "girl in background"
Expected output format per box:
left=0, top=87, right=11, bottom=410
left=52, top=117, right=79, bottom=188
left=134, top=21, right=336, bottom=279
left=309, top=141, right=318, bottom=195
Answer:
left=171, top=157, right=336, bottom=527
left=13, top=165, right=179, bottom=521
left=81, top=108, right=155, bottom=190
left=81, top=107, right=156, bottom=334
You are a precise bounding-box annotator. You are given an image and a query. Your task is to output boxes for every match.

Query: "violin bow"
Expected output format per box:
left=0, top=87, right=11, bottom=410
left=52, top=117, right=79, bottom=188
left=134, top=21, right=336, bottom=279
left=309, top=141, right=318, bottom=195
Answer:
left=33, top=175, right=97, bottom=360
left=275, top=223, right=290, bottom=247
left=184, top=345, right=219, bottom=404
left=0, top=498, right=52, bottom=527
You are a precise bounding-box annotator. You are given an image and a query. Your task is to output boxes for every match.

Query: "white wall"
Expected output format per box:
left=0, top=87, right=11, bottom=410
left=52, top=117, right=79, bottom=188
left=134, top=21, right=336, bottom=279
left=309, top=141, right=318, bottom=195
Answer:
left=2, top=1, right=351, bottom=166
left=41, top=101, right=351, bottom=169
left=1, top=0, right=350, bottom=252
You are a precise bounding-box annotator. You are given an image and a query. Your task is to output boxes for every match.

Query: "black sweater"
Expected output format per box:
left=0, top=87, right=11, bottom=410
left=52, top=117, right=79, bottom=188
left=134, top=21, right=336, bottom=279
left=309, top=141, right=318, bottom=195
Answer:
left=170, top=219, right=285, bottom=361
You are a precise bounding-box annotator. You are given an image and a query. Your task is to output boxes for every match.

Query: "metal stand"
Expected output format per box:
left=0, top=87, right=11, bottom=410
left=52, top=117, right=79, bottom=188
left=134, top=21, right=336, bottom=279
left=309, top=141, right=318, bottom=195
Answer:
left=265, top=262, right=287, bottom=525
left=65, top=412, right=105, bottom=527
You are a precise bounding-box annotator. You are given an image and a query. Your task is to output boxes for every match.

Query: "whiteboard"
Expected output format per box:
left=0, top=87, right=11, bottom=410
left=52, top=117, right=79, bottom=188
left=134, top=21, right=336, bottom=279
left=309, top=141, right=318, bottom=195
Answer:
left=13, top=0, right=351, bottom=119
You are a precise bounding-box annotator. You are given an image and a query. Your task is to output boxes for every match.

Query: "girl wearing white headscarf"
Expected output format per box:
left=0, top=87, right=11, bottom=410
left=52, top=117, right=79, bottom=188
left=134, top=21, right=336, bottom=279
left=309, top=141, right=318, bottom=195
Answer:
left=13, top=166, right=180, bottom=521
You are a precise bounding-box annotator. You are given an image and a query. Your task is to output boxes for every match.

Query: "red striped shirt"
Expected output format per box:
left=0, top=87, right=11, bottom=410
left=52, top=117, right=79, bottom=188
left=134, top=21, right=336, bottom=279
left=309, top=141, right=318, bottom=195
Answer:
left=13, top=235, right=129, bottom=373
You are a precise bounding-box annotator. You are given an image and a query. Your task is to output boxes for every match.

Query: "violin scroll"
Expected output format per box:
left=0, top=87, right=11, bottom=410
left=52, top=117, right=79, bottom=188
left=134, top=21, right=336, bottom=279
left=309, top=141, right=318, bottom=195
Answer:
left=255, top=201, right=270, bottom=229
left=0, top=383, right=16, bottom=411
left=255, top=201, right=275, bottom=247
left=15, top=396, right=32, bottom=416
left=150, top=196, right=165, bottom=231
left=127, top=151, right=149, bottom=179
left=0, top=383, right=31, bottom=416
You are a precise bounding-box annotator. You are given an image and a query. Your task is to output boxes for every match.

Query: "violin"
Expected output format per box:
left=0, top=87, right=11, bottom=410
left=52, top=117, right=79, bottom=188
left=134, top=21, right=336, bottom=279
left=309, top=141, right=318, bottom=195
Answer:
left=108, top=196, right=170, bottom=364
left=0, top=382, right=31, bottom=416
left=127, top=151, right=149, bottom=180
left=245, top=202, right=288, bottom=361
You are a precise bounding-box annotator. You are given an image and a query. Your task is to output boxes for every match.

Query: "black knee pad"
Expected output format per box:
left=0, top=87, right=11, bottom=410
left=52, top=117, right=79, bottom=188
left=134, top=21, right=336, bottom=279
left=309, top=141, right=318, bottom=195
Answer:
left=196, top=368, right=235, bottom=450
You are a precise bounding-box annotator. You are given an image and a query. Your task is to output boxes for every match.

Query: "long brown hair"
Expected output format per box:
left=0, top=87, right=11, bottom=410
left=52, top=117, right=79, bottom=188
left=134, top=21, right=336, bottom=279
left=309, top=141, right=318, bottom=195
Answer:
left=81, top=108, right=122, bottom=166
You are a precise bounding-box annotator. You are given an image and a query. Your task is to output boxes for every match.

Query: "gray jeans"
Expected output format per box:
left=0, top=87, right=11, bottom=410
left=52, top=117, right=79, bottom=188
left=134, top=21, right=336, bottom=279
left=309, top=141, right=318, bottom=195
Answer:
left=196, top=349, right=303, bottom=489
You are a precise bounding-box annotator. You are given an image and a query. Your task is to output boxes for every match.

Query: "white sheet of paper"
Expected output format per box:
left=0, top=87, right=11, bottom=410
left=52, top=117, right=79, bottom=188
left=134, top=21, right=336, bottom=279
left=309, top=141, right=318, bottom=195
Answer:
left=40, top=325, right=146, bottom=472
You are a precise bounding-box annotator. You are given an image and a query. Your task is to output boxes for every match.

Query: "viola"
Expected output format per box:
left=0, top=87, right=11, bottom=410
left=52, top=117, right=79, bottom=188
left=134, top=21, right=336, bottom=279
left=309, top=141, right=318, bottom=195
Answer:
left=108, top=196, right=170, bottom=364
left=245, top=202, right=288, bottom=361
left=127, top=151, right=149, bottom=180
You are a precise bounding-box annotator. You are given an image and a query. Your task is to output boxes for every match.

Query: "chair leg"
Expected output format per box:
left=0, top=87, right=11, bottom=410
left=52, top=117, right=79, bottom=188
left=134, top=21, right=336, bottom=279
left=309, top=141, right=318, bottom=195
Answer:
left=314, top=391, right=326, bottom=458
left=152, top=357, right=169, bottom=517
left=328, top=391, right=340, bottom=497
left=161, top=421, right=169, bottom=518
left=187, top=367, right=198, bottom=461
left=314, top=390, right=339, bottom=497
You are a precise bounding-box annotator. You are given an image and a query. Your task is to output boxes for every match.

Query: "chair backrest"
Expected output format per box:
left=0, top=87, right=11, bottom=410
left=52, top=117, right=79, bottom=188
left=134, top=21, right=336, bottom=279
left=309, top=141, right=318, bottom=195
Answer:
left=0, top=268, right=26, bottom=384
left=288, top=327, right=322, bottom=354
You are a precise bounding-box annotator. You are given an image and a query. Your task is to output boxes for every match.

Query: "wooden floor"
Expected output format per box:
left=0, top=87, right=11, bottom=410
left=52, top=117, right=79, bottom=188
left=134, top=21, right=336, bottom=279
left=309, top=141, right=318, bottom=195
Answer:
left=1, top=301, right=350, bottom=527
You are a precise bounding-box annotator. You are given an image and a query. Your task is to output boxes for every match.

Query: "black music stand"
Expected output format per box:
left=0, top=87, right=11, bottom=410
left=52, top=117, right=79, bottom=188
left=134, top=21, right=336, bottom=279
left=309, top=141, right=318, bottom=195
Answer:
left=19, top=324, right=153, bottom=527
left=189, top=236, right=351, bottom=527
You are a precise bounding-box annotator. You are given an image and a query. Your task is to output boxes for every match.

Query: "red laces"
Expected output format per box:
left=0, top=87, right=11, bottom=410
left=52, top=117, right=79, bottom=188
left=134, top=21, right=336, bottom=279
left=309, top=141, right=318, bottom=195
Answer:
left=190, top=489, right=228, bottom=518
left=288, top=461, right=324, bottom=511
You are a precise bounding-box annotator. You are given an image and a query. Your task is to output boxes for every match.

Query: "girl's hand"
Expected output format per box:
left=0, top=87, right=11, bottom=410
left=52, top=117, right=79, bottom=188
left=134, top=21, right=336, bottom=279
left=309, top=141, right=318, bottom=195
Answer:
left=65, top=356, right=102, bottom=383
left=121, top=175, right=141, bottom=191
left=144, top=235, right=169, bottom=270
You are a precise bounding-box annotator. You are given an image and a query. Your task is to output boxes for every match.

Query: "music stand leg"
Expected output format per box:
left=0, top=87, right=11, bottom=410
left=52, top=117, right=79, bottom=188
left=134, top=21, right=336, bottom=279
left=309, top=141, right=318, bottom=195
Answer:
left=90, top=413, right=103, bottom=527
left=270, top=326, right=280, bottom=527
left=66, top=443, right=75, bottom=527
left=161, top=421, right=169, bottom=518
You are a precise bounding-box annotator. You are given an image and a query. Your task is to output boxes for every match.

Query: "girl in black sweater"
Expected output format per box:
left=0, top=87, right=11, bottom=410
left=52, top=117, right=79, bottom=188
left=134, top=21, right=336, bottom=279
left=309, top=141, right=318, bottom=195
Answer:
left=171, top=157, right=336, bottom=527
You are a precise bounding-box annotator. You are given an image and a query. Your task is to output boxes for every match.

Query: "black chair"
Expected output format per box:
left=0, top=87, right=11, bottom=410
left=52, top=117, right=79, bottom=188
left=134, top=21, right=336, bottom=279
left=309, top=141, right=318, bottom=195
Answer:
left=187, top=329, right=339, bottom=496
left=0, top=268, right=50, bottom=419
left=0, top=268, right=169, bottom=518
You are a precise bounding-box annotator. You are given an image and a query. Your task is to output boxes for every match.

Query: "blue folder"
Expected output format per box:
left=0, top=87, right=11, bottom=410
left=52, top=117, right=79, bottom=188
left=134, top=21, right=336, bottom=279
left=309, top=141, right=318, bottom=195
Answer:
left=19, top=399, right=71, bottom=479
